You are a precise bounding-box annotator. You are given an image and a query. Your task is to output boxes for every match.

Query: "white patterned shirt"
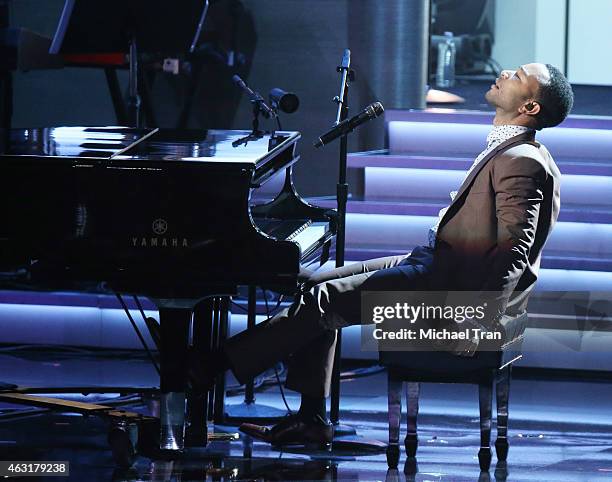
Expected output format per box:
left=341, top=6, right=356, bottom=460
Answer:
left=428, top=124, right=534, bottom=248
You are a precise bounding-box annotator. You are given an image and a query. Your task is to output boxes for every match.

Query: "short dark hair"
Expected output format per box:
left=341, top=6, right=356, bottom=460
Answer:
left=535, top=64, right=574, bottom=130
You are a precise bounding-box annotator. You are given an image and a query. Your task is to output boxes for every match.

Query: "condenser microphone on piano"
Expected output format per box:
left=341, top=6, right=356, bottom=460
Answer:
left=232, top=74, right=275, bottom=118
left=314, top=101, right=384, bottom=148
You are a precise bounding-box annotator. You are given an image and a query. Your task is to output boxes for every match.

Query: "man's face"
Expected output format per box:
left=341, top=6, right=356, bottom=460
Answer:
left=485, top=62, right=550, bottom=115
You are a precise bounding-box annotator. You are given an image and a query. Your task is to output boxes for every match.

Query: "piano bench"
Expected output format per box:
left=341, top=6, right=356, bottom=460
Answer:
left=379, top=311, right=528, bottom=471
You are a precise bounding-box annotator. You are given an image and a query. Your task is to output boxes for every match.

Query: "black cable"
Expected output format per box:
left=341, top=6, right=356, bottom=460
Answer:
left=115, top=293, right=160, bottom=376
left=133, top=295, right=148, bottom=322
left=271, top=293, right=285, bottom=313
left=230, top=300, right=249, bottom=313
left=230, top=293, right=285, bottom=316
left=263, top=287, right=292, bottom=413
left=274, top=364, right=292, bottom=414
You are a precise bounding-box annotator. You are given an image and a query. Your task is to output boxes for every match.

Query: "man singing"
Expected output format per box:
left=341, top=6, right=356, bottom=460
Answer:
left=194, top=62, right=573, bottom=448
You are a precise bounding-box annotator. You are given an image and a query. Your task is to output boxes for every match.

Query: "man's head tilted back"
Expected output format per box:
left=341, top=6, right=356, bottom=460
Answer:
left=486, top=62, right=574, bottom=130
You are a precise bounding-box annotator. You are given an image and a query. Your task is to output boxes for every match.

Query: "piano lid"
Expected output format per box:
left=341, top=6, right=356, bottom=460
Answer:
left=0, top=127, right=300, bottom=170
left=111, top=129, right=300, bottom=169
left=0, top=126, right=155, bottom=159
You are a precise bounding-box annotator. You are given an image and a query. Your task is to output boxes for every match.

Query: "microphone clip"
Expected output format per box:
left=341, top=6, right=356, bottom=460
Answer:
left=332, top=69, right=354, bottom=107
left=335, top=65, right=356, bottom=81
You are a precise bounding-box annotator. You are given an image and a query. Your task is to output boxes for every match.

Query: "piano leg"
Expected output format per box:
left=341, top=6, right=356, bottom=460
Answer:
left=188, top=297, right=240, bottom=444
left=244, top=286, right=257, bottom=405
left=186, top=300, right=214, bottom=446
left=207, top=298, right=221, bottom=421
left=159, top=307, right=191, bottom=451
left=213, top=297, right=230, bottom=424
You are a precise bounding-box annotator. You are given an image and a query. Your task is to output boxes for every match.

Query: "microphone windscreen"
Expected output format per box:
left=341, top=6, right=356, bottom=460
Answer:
left=270, top=88, right=300, bottom=114
left=372, top=102, right=385, bottom=116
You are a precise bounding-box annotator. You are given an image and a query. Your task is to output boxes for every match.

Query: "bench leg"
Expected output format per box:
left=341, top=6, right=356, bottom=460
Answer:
left=405, top=382, right=420, bottom=457
left=478, top=380, right=493, bottom=471
left=386, top=372, right=403, bottom=468
left=495, top=366, right=511, bottom=462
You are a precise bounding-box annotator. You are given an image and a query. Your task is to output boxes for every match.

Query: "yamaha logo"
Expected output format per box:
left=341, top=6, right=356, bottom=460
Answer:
left=131, top=218, right=189, bottom=248
left=152, top=218, right=168, bottom=235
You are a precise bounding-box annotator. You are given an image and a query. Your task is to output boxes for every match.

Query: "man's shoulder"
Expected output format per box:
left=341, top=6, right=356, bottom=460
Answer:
left=494, top=140, right=559, bottom=178
left=491, top=141, right=561, bottom=183
left=502, top=141, right=544, bottom=160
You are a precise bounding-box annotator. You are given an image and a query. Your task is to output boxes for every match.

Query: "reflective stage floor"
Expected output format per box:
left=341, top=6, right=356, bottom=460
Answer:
left=1, top=349, right=612, bottom=481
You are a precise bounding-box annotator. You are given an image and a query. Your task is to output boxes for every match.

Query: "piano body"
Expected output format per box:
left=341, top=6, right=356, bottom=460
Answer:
left=0, top=126, right=336, bottom=455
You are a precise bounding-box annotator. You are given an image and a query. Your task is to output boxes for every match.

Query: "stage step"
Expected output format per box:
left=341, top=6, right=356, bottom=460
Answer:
left=317, top=198, right=612, bottom=224
left=348, top=151, right=612, bottom=177
left=388, top=121, right=612, bottom=162
left=361, top=168, right=612, bottom=207
left=339, top=211, right=612, bottom=272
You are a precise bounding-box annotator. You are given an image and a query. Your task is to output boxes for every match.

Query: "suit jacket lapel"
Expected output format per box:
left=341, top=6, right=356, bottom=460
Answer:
left=438, top=130, right=537, bottom=230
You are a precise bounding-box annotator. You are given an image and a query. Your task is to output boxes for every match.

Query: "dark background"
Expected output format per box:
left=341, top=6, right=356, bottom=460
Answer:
left=7, top=0, right=430, bottom=197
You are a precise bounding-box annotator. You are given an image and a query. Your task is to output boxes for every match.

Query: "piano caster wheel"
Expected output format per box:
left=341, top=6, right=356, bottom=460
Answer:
left=108, top=421, right=138, bottom=468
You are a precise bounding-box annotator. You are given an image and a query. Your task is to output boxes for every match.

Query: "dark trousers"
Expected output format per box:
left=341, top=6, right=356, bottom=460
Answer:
left=224, top=246, right=434, bottom=398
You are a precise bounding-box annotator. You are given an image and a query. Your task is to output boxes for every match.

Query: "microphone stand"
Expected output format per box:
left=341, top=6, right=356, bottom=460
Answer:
left=330, top=49, right=355, bottom=431
left=232, top=100, right=268, bottom=147
left=323, top=51, right=386, bottom=453
left=127, top=34, right=142, bottom=128
left=232, top=76, right=276, bottom=147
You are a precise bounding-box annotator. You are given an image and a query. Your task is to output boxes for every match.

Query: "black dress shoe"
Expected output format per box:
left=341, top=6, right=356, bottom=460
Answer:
left=240, top=413, right=334, bottom=449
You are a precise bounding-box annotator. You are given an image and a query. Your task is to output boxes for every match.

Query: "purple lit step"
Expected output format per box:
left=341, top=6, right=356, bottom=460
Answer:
left=342, top=213, right=612, bottom=261
left=341, top=247, right=612, bottom=272
left=313, top=198, right=612, bottom=224
left=384, top=109, right=612, bottom=130
left=0, top=290, right=157, bottom=309
left=389, top=121, right=612, bottom=161
left=360, top=167, right=612, bottom=207
left=348, top=151, right=474, bottom=170
left=348, top=151, right=612, bottom=176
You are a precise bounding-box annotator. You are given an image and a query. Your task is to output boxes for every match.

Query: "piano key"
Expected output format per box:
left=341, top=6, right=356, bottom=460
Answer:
left=290, top=222, right=329, bottom=254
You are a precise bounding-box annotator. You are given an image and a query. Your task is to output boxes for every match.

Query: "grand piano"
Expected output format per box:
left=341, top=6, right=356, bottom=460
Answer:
left=0, top=126, right=336, bottom=457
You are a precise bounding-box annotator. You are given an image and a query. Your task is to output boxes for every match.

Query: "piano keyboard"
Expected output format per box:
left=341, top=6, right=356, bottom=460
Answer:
left=255, top=219, right=329, bottom=254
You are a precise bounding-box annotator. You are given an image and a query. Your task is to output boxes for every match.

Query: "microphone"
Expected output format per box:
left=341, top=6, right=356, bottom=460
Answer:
left=314, top=102, right=384, bottom=148
left=269, top=88, right=300, bottom=114
left=232, top=74, right=275, bottom=118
